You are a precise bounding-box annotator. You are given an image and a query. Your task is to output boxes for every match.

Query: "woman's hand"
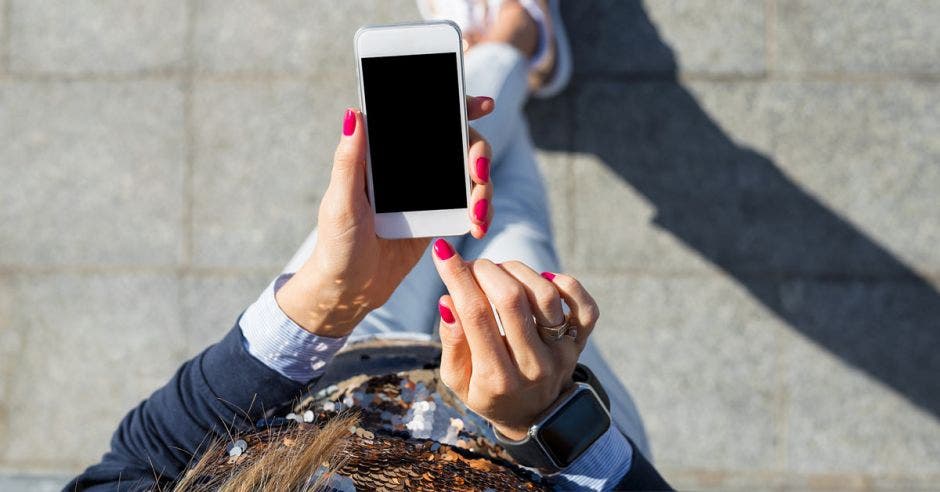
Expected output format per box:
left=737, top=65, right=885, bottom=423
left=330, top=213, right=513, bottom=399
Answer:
left=430, top=239, right=601, bottom=440
left=276, top=98, right=495, bottom=338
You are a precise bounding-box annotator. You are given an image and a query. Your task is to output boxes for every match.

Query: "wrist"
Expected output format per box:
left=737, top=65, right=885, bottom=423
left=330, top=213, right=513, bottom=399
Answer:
left=493, top=423, right=530, bottom=441
left=493, top=380, right=572, bottom=441
left=495, top=380, right=612, bottom=472
left=275, top=270, right=369, bottom=338
left=240, top=276, right=349, bottom=382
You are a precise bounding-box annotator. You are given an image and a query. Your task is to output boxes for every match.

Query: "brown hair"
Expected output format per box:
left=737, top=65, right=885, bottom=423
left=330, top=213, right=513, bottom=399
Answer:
left=171, top=369, right=549, bottom=491
left=174, top=413, right=356, bottom=492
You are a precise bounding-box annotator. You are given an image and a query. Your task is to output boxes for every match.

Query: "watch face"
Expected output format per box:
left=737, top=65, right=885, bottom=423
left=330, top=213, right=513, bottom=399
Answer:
left=536, top=388, right=610, bottom=468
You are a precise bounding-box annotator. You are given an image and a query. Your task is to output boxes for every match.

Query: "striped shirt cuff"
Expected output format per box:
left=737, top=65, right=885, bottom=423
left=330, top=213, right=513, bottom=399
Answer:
left=555, top=426, right=633, bottom=491
left=239, top=274, right=348, bottom=383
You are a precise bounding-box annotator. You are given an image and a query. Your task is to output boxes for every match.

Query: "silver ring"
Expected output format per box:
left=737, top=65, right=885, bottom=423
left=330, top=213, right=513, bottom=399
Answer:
left=537, top=314, right=574, bottom=342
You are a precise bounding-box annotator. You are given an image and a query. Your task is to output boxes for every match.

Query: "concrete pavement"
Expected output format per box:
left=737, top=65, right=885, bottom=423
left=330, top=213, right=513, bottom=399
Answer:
left=1, top=1, right=938, bottom=489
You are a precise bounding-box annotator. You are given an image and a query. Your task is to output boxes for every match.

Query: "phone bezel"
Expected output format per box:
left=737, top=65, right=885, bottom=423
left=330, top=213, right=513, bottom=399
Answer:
left=355, top=21, right=472, bottom=239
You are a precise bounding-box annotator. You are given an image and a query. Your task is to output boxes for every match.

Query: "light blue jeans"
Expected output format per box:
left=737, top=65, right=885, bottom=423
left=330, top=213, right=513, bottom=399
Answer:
left=283, top=43, right=651, bottom=457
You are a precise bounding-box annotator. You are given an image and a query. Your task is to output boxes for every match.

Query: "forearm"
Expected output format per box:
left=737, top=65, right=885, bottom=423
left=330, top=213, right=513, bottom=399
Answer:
left=274, top=262, right=372, bottom=339
left=241, top=274, right=348, bottom=382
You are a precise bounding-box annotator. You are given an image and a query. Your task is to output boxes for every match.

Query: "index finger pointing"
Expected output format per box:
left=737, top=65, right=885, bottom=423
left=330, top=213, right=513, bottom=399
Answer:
left=431, top=238, right=513, bottom=374
left=438, top=295, right=471, bottom=397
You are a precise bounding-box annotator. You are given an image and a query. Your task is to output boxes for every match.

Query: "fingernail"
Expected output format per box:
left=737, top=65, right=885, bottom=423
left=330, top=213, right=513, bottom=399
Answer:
left=475, top=157, right=490, bottom=183
left=479, top=222, right=488, bottom=234
left=433, top=238, right=455, bottom=260
left=439, top=302, right=456, bottom=324
left=541, top=271, right=556, bottom=281
left=473, top=199, right=488, bottom=222
left=342, top=109, right=356, bottom=136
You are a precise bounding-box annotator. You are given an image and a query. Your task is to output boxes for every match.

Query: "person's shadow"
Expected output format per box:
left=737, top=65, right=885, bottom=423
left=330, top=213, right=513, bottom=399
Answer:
left=527, top=1, right=940, bottom=418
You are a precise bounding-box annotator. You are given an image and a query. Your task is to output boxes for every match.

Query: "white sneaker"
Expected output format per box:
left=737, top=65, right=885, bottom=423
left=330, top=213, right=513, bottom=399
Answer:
left=416, top=0, right=572, bottom=98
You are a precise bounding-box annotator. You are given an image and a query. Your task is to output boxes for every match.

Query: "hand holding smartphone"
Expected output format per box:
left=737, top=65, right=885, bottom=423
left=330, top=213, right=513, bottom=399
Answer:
left=356, top=21, right=479, bottom=239
left=273, top=23, right=492, bottom=339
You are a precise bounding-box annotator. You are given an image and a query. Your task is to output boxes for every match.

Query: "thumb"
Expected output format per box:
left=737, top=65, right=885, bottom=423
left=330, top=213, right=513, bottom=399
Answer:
left=438, top=295, right=471, bottom=398
left=330, top=108, right=367, bottom=195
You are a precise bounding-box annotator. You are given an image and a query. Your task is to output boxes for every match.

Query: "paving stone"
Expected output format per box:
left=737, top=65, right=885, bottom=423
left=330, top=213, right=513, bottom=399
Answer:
left=779, top=279, right=940, bottom=474
left=194, top=0, right=417, bottom=77
left=535, top=149, right=572, bottom=265
left=526, top=96, right=574, bottom=263
left=0, top=81, right=184, bottom=267
left=181, top=273, right=272, bottom=357
left=577, top=273, right=782, bottom=470
left=0, top=474, right=70, bottom=492
left=0, top=0, right=6, bottom=72
left=870, top=474, right=940, bottom=492
left=8, top=0, right=186, bottom=74
left=662, top=468, right=940, bottom=491
left=657, top=468, right=847, bottom=491
left=775, top=0, right=940, bottom=74
left=658, top=468, right=908, bottom=491
left=643, top=0, right=765, bottom=75
left=562, top=0, right=675, bottom=76
left=0, top=279, right=18, bottom=449
left=564, top=0, right=764, bottom=77
left=191, top=80, right=344, bottom=268
left=0, top=273, right=184, bottom=469
left=569, top=82, right=769, bottom=274
left=761, top=81, right=940, bottom=276
left=683, top=80, right=773, bottom=153
left=570, top=152, right=713, bottom=274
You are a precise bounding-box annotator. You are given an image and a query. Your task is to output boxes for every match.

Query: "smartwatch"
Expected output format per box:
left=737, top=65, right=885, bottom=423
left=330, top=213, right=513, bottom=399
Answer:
left=494, top=364, right=612, bottom=473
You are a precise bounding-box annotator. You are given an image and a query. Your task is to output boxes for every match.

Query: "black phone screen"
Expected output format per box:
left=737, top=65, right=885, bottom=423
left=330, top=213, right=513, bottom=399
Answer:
left=361, top=52, right=467, bottom=213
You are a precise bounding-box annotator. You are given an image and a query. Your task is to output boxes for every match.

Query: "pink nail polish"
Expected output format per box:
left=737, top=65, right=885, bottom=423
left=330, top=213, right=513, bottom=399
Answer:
left=342, top=109, right=356, bottom=136
left=474, top=199, right=488, bottom=222
left=439, top=302, right=456, bottom=324
left=433, top=238, right=455, bottom=260
left=541, top=272, right=556, bottom=281
left=476, top=157, right=490, bottom=183
left=479, top=222, right=488, bottom=234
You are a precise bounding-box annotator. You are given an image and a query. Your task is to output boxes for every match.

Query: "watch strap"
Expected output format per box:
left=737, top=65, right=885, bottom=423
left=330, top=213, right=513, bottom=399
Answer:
left=493, top=425, right=561, bottom=472
left=572, top=363, right=610, bottom=410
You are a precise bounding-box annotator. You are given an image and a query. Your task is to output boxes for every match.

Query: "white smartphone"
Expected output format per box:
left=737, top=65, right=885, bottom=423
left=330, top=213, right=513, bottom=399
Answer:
left=355, top=21, right=472, bottom=239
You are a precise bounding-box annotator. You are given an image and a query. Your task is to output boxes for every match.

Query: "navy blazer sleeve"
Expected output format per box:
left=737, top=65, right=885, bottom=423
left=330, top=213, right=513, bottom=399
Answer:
left=66, top=324, right=315, bottom=491
left=616, top=439, right=673, bottom=490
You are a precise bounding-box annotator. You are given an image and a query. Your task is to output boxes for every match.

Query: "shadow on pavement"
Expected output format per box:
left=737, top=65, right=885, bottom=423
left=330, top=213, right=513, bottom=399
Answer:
left=527, top=1, right=940, bottom=418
